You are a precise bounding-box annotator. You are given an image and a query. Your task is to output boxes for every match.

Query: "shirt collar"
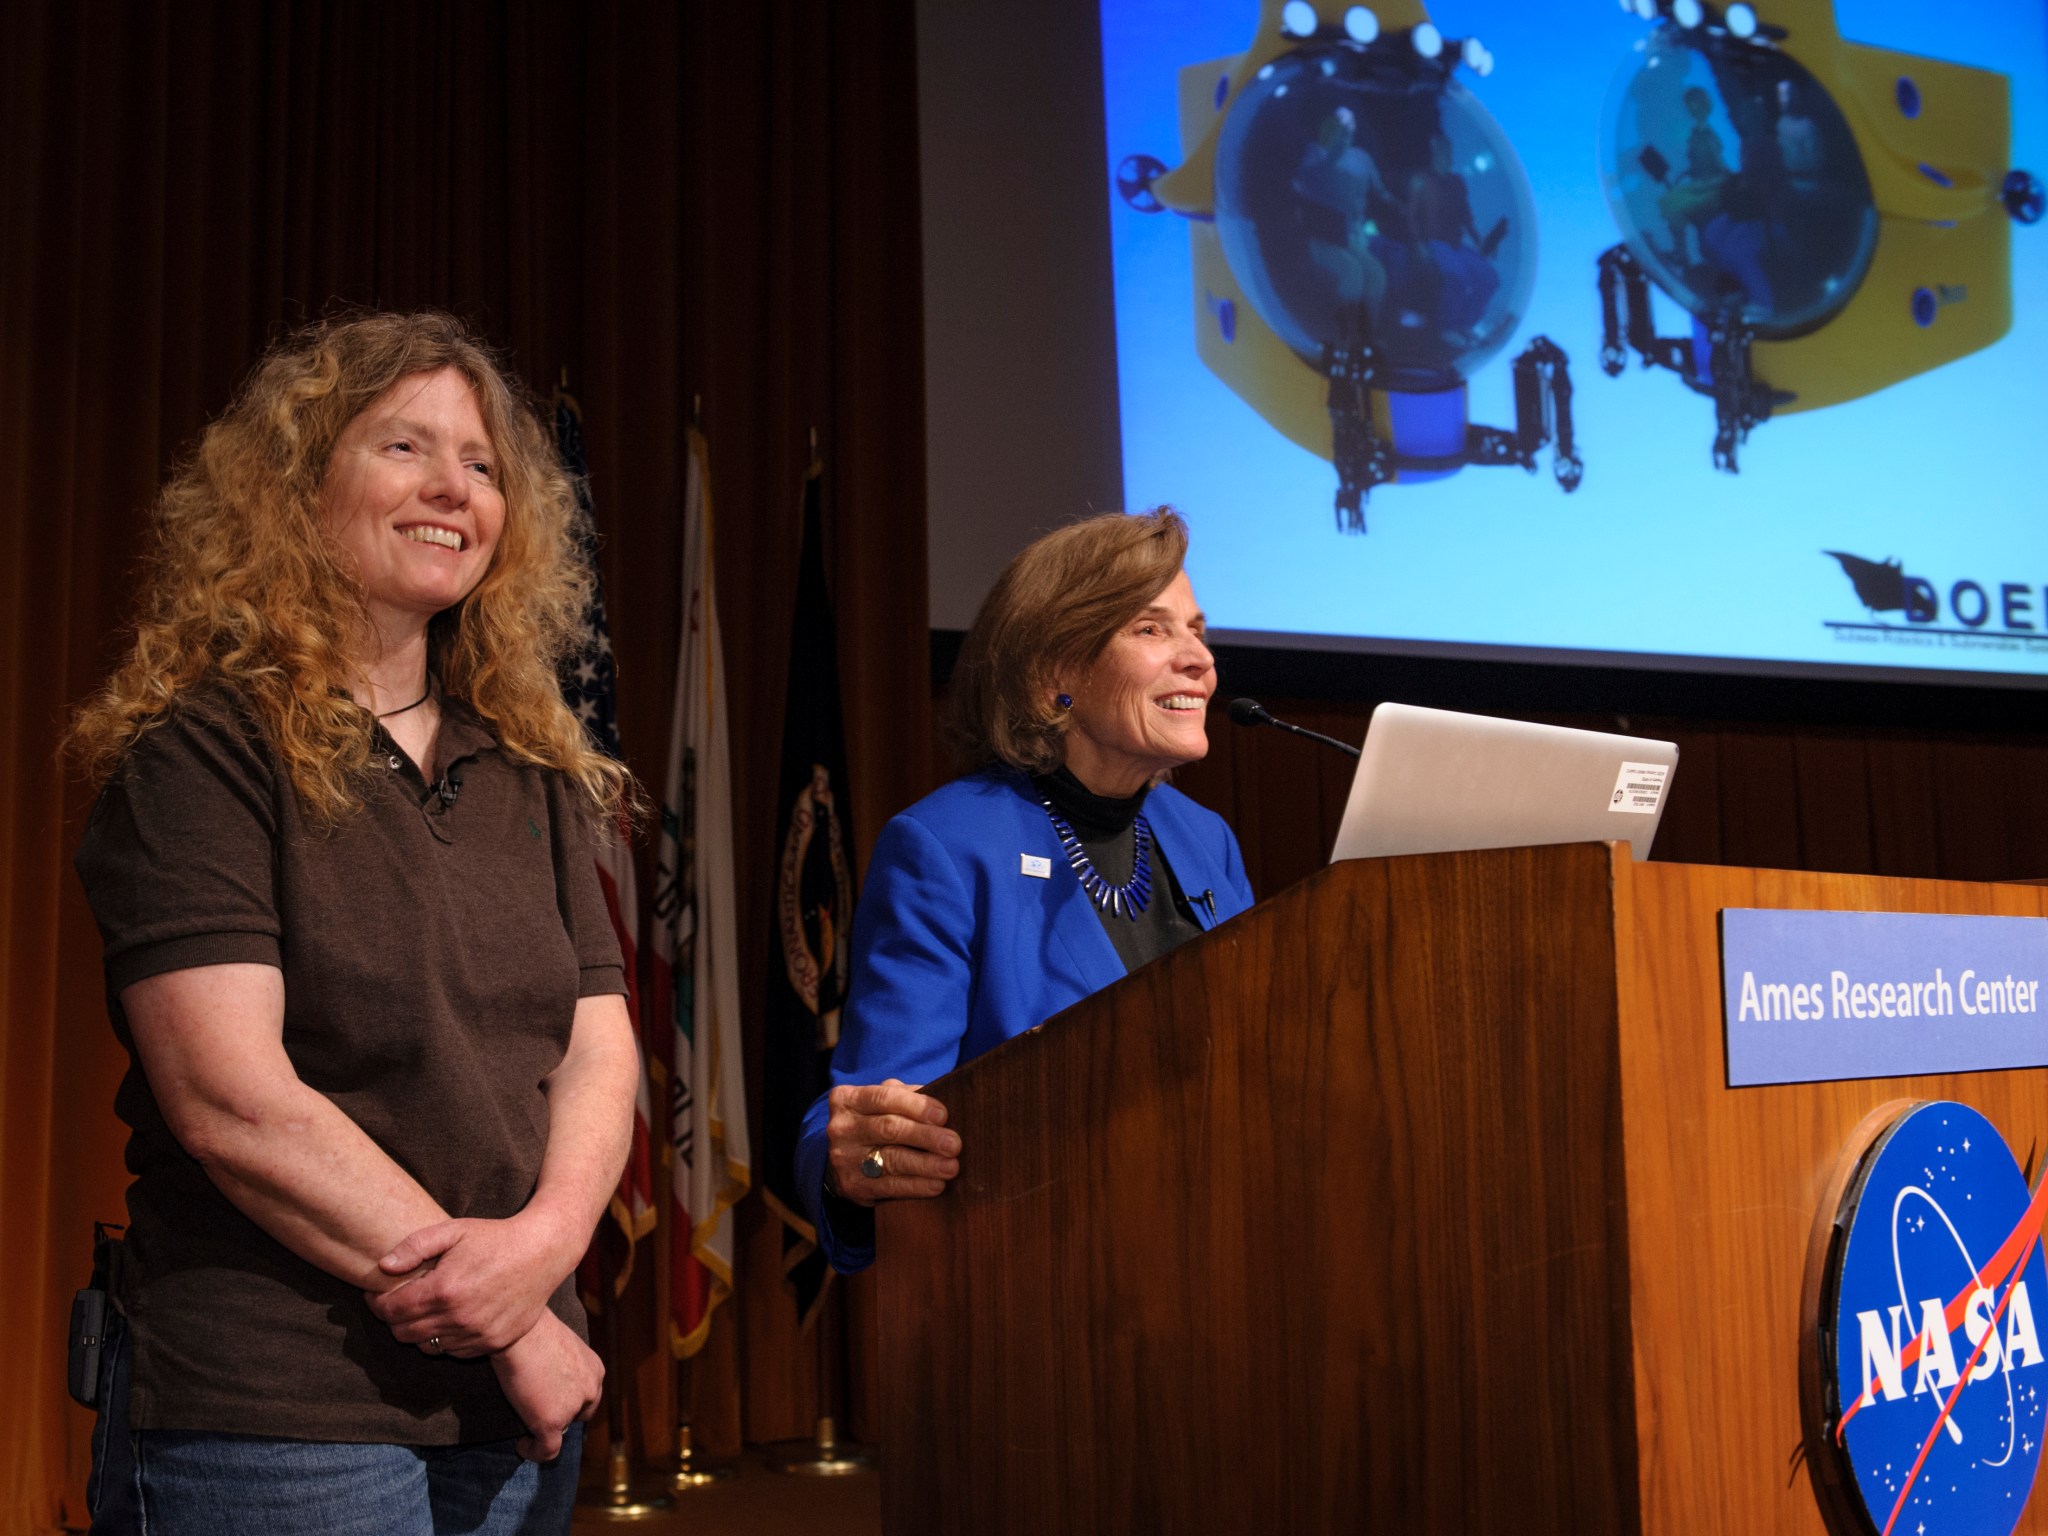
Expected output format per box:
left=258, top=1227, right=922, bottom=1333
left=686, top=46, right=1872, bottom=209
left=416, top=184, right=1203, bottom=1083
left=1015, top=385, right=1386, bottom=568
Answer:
left=433, top=695, right=500, bottom=767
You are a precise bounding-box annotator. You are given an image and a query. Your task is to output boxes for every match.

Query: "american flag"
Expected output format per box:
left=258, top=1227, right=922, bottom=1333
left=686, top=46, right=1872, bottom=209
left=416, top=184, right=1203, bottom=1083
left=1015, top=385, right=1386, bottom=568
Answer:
left=555, top=389, right=659, bottom=1304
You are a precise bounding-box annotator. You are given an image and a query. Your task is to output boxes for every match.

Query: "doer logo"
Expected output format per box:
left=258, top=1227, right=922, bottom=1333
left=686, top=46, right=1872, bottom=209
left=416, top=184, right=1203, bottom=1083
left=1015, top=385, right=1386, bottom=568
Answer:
left=1828, top=552, right=1939, bottom=624
left=1825, top=552, right=2047, bottom=639
left=1823, top=1102, right=2048, bottom=1536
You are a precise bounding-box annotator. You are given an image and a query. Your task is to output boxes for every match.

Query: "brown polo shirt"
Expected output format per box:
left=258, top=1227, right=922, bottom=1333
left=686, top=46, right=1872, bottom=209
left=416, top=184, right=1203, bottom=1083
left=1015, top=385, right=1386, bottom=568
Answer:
left=74, top=688, right=626, bottom=1444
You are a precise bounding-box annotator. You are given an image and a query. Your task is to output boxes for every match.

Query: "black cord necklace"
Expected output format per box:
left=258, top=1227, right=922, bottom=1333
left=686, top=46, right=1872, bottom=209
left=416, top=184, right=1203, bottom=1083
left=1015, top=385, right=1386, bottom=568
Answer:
left=374, top=682, right=432, bottom=720
left=1040, top=797, right=1154, bottom=919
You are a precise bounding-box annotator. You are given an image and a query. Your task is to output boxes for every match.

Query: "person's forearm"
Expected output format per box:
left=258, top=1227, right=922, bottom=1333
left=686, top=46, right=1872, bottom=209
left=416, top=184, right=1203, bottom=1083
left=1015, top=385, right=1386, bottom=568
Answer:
left=183, top=1074, right=450, bottom=1292
left=356, top=995, right=640, bottom=1356
left=519, top=995, right=640, bottom=1284
left=123, top=962, right=452, bottom=1293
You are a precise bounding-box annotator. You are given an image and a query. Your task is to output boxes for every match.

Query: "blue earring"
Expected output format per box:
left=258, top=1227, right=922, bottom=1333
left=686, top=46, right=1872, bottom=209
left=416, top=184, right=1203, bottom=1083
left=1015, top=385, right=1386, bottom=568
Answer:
left=1056, top=693, right=1073, bottom=710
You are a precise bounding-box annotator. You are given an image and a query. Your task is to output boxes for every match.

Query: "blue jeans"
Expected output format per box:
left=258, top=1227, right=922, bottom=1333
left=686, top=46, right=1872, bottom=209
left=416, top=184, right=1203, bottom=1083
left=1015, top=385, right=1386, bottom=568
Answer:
left=89, top=1311, right=582, bottom=1535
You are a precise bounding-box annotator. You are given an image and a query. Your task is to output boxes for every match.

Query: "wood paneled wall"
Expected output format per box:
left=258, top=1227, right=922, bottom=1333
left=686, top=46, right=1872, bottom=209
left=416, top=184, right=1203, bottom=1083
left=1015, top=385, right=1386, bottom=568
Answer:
left=1168, top=702, right=2048, bottom=898
left=923, top=685, right=2048, bottom=897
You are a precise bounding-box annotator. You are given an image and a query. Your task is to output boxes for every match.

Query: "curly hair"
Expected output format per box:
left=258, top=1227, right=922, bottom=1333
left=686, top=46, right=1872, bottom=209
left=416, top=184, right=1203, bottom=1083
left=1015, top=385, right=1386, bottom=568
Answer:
left=947, top=507, right=1189, bottom=774
left=68, top=311, right=634, bottom=826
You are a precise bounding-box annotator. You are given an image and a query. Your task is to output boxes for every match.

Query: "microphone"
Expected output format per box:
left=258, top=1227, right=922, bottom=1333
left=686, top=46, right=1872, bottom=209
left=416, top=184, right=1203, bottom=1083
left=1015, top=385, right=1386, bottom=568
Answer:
left=429, top=770, right=462, bottom=808
left=1225, top=698, right=1362, bottom=760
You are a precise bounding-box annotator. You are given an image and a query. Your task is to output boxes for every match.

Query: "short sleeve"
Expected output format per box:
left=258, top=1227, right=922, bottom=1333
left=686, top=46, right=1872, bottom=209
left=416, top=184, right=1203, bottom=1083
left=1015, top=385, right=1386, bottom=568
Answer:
left=74, top=700, right=284, bottom=993
left=546, top=778, right=629, bottom=999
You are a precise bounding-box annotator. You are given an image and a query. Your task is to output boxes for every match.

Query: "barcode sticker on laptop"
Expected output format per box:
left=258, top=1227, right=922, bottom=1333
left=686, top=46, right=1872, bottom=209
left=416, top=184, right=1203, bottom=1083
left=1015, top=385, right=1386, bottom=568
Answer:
left=1608, top=761, right=1669, bottom=815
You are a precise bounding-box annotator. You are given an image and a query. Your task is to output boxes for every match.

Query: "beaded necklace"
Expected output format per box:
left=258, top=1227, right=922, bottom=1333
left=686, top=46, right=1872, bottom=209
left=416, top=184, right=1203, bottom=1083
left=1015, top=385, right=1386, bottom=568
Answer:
left=1040, top=797, right=1153, bottom=919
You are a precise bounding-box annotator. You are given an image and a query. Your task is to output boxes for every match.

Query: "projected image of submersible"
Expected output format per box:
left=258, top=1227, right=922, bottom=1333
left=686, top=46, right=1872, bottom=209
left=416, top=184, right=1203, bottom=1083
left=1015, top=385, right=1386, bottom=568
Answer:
left=1594, top=0, right=2043, bottom=471
left=1117, top=1, right=1581, bottom=534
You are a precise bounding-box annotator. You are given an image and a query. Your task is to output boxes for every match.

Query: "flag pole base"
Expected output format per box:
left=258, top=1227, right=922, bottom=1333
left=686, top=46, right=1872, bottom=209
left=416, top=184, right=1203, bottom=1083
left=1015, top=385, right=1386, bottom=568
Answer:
left=766, top=1415, right=874, bottom=1477
left=578, top=1442, right=677, bottom=1519
left=670, top=1422, right=740, bottom=1490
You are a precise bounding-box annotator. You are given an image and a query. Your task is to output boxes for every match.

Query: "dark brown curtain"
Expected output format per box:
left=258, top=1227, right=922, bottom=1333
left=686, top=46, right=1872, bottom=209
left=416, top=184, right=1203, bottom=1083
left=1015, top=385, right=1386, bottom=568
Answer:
left=2, top=3, right=925, bottom=1527
left=9, top=3, right=2048, bottom=1531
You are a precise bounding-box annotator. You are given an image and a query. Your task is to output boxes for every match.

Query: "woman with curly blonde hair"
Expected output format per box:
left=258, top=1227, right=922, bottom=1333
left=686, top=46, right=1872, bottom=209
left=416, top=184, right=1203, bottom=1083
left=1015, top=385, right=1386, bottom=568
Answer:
left=70, top=312, right=641, bottom=1535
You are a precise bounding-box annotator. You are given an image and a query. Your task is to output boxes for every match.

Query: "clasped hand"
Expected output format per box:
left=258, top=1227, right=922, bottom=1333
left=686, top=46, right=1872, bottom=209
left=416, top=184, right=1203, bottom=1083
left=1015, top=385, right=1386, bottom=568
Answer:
left=824, top=1078, right=962, bottom=1205
left=367, top=1210, right=600, bottom=1461
left=365, top=1210, right=574, bottom=1357
left=489, top=1311, right=603, bottom=1463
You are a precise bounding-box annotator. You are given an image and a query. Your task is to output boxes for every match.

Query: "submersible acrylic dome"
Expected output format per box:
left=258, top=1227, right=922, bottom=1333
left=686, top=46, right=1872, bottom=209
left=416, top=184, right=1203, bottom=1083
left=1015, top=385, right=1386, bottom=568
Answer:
left=1599, top=23, right=1877, bottom=337
left=1213, top=41, right=1537, bottom=392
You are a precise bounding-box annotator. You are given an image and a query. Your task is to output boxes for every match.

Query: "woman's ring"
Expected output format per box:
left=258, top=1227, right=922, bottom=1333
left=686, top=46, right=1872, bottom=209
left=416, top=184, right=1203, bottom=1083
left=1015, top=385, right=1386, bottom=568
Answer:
left=423, top=1336, right=444, bottom=1356
left=860, top=1147, right=889, bottom=1180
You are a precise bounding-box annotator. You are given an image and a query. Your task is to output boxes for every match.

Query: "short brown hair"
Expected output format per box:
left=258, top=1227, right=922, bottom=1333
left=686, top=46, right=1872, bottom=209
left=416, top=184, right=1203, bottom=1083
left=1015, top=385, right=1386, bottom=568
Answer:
left=947, top=508, right=1189, bottom=773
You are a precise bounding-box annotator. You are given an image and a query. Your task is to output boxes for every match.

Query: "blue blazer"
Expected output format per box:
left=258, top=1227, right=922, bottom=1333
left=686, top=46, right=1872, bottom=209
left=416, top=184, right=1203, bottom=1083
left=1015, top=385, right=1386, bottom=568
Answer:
left=795, top=769, right=1256, bottom=1272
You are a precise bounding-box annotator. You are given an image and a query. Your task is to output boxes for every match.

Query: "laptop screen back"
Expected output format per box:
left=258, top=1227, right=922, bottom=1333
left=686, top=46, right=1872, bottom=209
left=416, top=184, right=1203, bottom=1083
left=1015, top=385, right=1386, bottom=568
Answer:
left=1329, top=703, right=1680, bottom=864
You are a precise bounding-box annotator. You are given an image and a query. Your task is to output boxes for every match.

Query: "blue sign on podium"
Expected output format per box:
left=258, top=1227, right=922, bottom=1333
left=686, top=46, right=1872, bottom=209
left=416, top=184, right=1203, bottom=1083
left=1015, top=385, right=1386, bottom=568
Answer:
left=1719, top=910, right=2048, bottom=1088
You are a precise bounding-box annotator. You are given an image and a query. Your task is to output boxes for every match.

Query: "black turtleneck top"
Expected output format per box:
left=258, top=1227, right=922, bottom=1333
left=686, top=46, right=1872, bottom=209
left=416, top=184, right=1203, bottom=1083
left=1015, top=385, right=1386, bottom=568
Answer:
left=1029, top=766, right=1205, bottom=974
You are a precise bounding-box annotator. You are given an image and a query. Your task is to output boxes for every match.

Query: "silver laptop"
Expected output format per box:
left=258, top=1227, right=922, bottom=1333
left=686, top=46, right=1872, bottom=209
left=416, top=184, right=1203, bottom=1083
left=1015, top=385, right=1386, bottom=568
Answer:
left=1329, top=703, right=1679, bottom=864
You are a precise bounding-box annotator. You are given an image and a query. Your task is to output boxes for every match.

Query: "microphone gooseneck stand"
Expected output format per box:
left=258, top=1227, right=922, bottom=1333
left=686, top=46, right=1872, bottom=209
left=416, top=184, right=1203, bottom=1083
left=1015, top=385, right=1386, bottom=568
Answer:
left=1225, top=697, right=1363, bottom=760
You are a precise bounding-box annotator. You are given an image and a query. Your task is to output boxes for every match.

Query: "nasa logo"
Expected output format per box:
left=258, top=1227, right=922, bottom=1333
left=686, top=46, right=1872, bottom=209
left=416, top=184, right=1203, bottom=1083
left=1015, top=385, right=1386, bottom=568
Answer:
left=1821, top=1102, right=2048, bottom=1536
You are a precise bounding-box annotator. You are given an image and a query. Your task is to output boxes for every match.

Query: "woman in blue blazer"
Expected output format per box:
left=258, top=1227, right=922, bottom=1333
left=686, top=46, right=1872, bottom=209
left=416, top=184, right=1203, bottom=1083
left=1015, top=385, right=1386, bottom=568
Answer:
left=796, top=509, right=1256, bottom=1272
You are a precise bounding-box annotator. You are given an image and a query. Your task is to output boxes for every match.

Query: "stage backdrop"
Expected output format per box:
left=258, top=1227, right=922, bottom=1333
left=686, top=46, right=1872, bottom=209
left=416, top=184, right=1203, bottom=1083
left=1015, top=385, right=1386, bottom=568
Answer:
left=3, top=3, right=2047, bottom=1533
left=0, top=3, right=925, bottom=1529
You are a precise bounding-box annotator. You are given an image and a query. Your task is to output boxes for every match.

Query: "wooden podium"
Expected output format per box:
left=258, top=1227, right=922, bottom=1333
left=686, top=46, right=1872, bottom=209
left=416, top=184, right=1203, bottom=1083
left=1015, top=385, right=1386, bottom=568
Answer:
left=874, top=843, right=2048, bottom=1534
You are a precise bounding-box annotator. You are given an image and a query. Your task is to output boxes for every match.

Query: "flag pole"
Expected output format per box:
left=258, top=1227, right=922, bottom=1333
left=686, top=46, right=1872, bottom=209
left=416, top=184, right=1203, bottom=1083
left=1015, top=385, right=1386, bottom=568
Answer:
left=662, top=416, right=751, bottom=1488
left=669, top=1343, right=738, bottom=1489
left=768, top=1285, right=873, bottom=1476
left=761, top=443, right=871, bottom=1479
left=578, top=1238, right=674, bottom=1519
left=551, top=376, right=672, bottom=1519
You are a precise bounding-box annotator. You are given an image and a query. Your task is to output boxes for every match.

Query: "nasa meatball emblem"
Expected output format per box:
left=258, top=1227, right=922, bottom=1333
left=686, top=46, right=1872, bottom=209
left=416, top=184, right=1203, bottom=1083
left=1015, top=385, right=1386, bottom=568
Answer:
left=1819, top=1102, right=2048, bottom=1536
